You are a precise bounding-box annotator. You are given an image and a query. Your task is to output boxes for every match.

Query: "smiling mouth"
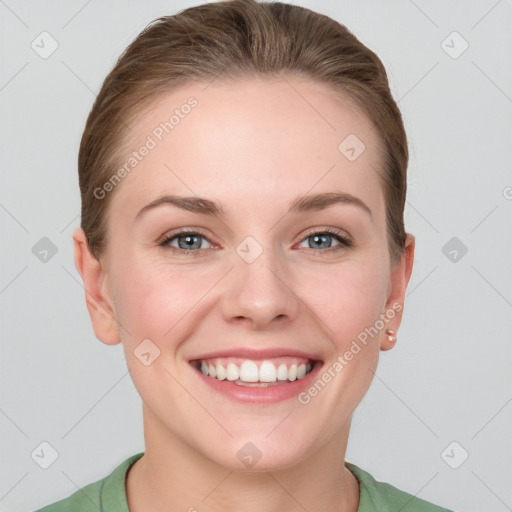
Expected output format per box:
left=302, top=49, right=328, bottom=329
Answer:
left=190, top=356, right=319, bottom=387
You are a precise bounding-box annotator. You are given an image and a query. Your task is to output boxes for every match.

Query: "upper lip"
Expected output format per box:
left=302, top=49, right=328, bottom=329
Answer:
left=189, top=347, right=323, bottom=362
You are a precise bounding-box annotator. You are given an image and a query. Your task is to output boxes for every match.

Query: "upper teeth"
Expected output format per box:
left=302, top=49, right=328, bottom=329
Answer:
left=199, top=359, right=313, bottom=383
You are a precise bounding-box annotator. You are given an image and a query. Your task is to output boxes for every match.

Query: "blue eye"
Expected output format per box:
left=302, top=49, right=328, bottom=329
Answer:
left=299, top=230, right=353, bottom=251
left=158, top=228, right=352, bottom=255
left=159, top=231, right=212, bottom=254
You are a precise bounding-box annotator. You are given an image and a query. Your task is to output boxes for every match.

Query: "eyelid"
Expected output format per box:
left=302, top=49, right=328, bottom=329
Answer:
left=158, top=226, right=353, bottom=254
left=157, top=226, right=211, bottom=241
left=298, top=227, right=353, bottom=249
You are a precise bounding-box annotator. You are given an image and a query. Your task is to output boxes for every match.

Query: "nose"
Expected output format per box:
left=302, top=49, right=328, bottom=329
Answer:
left=221, top=246, right=300, bottom=331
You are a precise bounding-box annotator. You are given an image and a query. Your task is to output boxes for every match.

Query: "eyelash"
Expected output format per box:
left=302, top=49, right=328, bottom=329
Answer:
left=157, top=227, right=353, bottom=256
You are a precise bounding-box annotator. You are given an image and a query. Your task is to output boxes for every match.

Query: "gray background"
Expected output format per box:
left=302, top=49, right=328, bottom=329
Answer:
left=1, top=1, right=511, bottom=511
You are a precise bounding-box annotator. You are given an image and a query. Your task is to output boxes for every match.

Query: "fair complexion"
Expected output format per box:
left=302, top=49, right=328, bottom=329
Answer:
left=73, top=75, right=414, bottom=512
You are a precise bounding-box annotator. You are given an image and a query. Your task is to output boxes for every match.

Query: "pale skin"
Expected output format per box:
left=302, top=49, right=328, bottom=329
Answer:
left=73, top=75, right=414, bottom=512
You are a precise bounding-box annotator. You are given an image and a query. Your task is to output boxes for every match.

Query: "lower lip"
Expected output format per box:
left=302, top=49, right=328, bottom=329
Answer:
left=191, top=362, right=323, bottom=404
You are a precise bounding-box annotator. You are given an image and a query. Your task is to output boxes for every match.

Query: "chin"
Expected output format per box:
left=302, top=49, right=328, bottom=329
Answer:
left=202, top=435, right=315, bottom=473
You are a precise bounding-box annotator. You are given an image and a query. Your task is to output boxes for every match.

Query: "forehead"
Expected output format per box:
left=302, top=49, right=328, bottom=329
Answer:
left=111, top=75, right=385, bottom=219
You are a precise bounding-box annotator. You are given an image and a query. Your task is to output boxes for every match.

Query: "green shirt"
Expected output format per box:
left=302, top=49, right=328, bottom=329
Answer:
left=34, top=452, right=453, bottom=511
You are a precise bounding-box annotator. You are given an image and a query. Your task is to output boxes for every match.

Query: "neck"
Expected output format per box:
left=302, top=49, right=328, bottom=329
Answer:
left=126, top=405, right=360, bottom=512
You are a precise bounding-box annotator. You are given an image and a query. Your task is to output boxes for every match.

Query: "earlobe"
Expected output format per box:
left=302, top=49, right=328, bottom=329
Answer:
left=72, top=227, right=121, bottom=346
left=380, top=234, right=415, bottom=351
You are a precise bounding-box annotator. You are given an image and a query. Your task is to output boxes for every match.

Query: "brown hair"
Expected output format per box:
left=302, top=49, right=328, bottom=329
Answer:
left=78, top=0, right=408, bottom=263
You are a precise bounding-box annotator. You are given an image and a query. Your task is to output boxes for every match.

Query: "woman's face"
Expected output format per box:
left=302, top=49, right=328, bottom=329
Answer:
left=79, top=76, right=413, bottom=470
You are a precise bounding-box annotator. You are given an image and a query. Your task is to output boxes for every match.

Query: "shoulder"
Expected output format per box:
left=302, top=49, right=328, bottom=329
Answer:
left=346, top=462, right=454, bottom=512
left=32, top=479, right=103, bottom=512
left=32, top=452, right=144, bottom=512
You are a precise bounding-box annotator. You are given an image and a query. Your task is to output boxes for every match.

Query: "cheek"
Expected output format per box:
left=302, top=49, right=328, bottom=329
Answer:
left=299, top=259, right=389, bottom=343
left=292, top=261, right=387, bottom=430
left=109, top=254, right=215, bottom=342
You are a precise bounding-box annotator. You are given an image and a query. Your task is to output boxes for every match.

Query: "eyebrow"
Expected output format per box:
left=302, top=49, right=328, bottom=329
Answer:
left=134, top=191, right=372, bottom=221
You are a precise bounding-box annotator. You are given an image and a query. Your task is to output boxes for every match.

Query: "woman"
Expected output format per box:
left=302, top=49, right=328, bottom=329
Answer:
left=35, top=0, right=452, bottom=510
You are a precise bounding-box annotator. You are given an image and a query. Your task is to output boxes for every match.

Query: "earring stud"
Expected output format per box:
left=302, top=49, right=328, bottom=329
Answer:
left=385, top=328, right=397, bottom=343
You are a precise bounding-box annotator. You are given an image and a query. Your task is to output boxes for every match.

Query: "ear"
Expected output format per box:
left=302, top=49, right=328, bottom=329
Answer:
left=72, top=227, right=121, bottom=346
left=380, top=233, right=415, bottom=351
